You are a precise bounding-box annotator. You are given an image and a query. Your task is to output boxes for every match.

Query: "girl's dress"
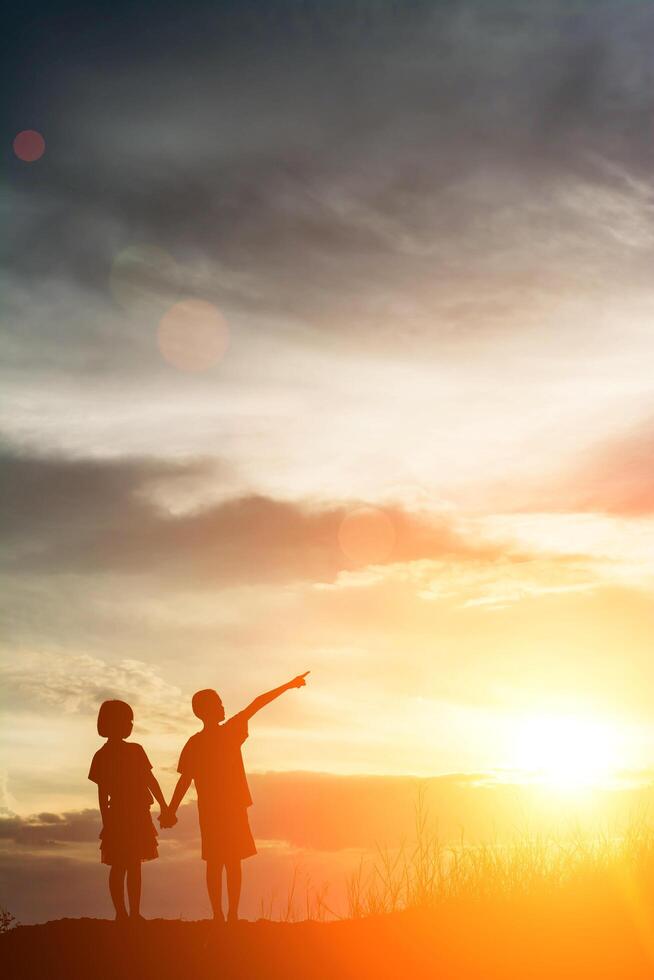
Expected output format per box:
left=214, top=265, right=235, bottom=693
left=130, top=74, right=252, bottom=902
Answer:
left=89, top=741, right=158, bottom=866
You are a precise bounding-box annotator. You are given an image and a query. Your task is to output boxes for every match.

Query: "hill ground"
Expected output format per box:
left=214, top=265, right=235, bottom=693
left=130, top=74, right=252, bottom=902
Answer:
left=3, top=892, right=654, bottom=980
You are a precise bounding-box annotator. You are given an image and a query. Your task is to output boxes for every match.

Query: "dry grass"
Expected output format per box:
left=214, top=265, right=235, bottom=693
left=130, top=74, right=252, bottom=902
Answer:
left=259, top=788, right=654, bottom=925
left=260, top=866, right=334, bottom=922
left=346, top=788, right=654, bottom=918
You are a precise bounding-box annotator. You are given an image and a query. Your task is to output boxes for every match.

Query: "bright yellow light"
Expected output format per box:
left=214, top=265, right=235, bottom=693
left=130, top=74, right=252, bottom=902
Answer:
left=513, top=713, right=620, bottom=791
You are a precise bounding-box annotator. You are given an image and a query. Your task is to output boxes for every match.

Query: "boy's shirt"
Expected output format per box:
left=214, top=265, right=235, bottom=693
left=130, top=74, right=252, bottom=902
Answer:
left=177, top=711, right=252, bottom=809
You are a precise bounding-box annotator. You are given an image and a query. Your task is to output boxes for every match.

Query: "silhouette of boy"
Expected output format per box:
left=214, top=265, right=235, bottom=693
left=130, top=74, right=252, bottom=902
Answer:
left=89, top=699, right=171, bottom=921
left=165, top=673, right=309, bottom=923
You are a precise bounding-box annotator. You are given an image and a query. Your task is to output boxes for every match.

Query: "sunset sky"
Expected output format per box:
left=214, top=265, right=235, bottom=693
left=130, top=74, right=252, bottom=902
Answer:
left=5, top=0, right=654, bottom=921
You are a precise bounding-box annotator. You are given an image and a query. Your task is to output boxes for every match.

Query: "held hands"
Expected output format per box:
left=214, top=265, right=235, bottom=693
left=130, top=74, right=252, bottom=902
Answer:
left=158, top=806, right=178, bottom=830
left=288, top=671, right=310, bottom=689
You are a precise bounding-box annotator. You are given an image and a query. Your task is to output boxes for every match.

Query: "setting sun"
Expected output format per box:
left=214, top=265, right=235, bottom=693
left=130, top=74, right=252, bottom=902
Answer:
left=512, top=714, right=621, bottom=791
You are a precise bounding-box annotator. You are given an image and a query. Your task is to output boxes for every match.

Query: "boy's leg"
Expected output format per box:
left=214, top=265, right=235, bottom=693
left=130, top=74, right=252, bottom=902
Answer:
left=109, top=865, right=128, bottom=920
left=225, top=860, right=242, bottom=923
left=126, top=862, right=142, bottom=918
left=206, top=860, right=224, bottom=921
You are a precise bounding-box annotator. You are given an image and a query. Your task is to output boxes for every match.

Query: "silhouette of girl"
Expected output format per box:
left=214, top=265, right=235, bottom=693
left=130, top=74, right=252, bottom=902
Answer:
left=88, top=700, right=170, bottom=922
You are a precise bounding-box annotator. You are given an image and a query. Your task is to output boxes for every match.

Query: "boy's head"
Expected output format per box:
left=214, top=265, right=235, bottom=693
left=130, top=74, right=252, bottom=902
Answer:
left=97, top=699, right=133, bottom=739
left=192, top=688, right=225, bottom=724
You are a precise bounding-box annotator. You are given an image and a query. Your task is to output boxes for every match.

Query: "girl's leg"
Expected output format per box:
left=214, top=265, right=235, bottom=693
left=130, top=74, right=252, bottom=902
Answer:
left=126, top=862, right=142, bottom=918
left=225, top=860, right=242, bottom=923
left=108, top=865, right=128, bottom=920
left=206, top=860, right=224, bottom=921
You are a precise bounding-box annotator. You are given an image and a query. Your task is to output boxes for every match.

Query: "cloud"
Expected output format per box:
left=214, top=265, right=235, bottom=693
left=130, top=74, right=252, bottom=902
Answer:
left=5, top=0, right=654, bottom=508
left=0, top=444, right=503, bottom=583
left=7, top=768, right=640, bottom=855
left=0, top=773, right=494, bottom=854
left=561, top=423, right=654, bottom=516
left=0, top=651, right=186, bottom=732
left=0, top=810, right=99, bottom=846
left=8, top=0, right=654, bottom=376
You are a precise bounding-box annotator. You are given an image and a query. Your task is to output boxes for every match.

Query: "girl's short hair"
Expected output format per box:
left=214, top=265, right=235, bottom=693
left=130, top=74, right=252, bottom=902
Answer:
left=97, top=700, right=134, bottom=738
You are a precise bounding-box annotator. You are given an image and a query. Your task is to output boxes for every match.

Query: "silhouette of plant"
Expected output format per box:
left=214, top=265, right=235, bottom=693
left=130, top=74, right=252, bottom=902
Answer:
left=0, top=908, right=16, bottom=933
left=347, top=792, right=654, bottom=917
left=259, top=863, right=336, bottom=922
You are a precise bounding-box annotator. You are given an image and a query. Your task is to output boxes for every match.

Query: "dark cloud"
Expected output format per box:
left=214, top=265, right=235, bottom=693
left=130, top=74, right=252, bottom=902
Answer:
left=0, top=810, right=99, bottom=847
left=7, top=771, right=651, bottom=855
left=6, top=1, right=654, bottom=381
left=0, top=444, right=500, bottom=582
left=0, top=771, right=546, bottom=857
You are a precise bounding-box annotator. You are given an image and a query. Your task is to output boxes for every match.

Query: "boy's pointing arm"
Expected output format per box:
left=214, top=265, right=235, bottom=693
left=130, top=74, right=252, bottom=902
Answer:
left=241, top=672, right=310, bottom=722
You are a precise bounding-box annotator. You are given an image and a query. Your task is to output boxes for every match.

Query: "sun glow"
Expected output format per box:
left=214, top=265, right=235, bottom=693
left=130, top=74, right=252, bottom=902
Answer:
left=512, top=713, right=621, bottom=791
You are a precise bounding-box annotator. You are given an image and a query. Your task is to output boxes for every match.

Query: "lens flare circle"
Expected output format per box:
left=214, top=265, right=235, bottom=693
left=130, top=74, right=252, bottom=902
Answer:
left=13, top=130, right=45, bottom=162
left=338, top=507, right=396, bottom=565
left=157, top=298, right=229, bottom=373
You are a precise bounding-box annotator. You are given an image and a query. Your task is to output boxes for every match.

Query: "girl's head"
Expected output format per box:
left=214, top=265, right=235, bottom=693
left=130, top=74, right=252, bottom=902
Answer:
left=192, top=688, right=225, bottom=723
left=97, top=700, right=134, bottom=739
